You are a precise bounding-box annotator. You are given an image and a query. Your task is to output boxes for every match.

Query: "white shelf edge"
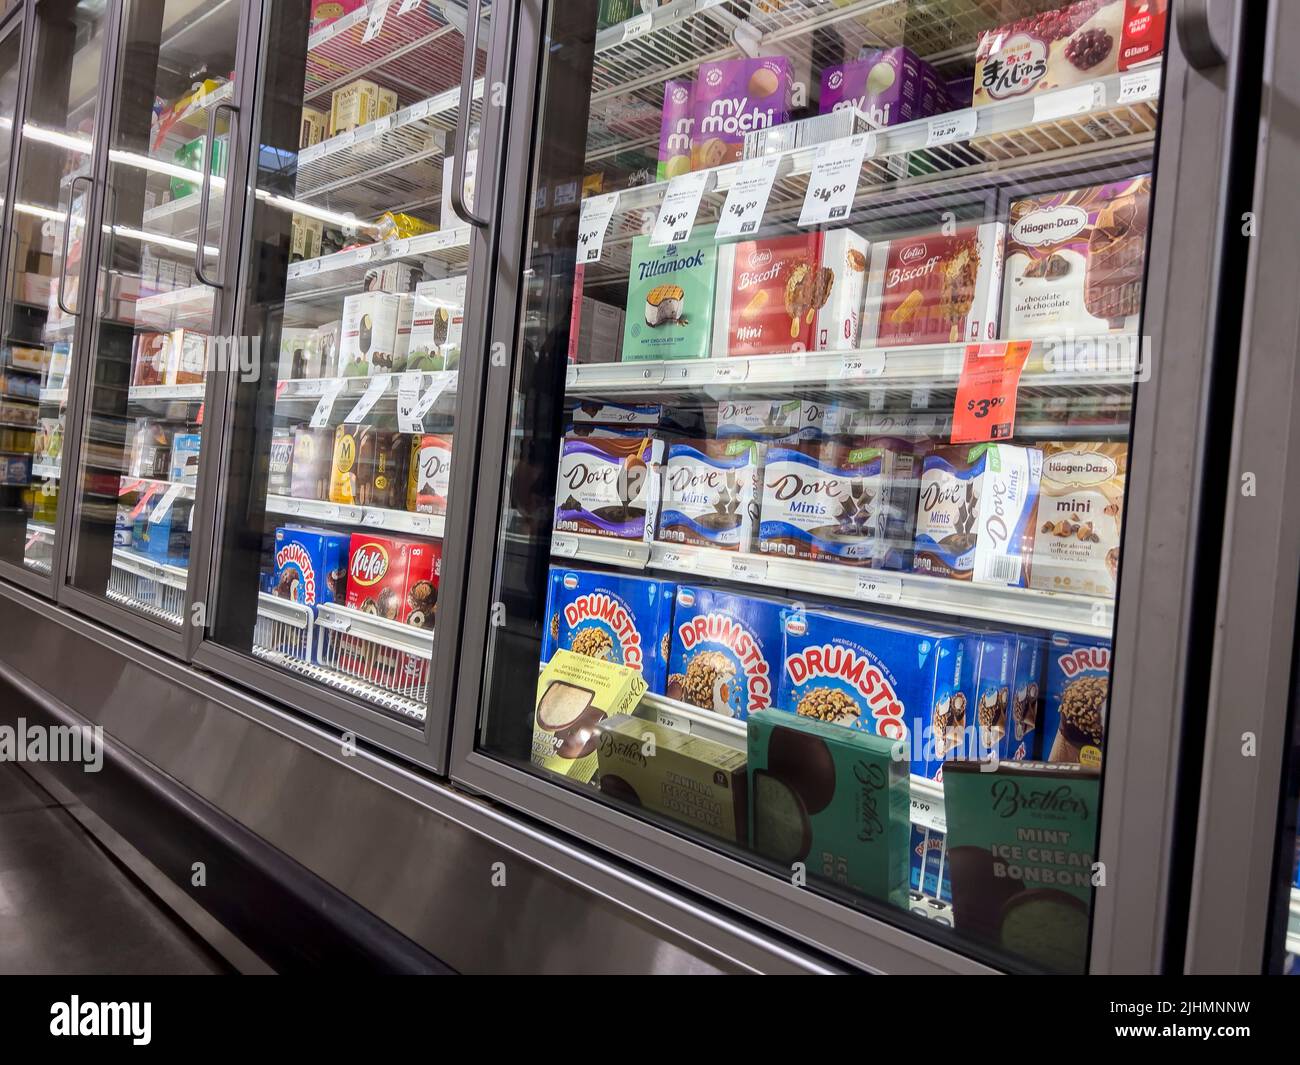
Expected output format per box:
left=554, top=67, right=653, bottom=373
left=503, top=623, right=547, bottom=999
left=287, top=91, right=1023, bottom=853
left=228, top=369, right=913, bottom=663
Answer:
left=266, top=494, right=445, bottom=538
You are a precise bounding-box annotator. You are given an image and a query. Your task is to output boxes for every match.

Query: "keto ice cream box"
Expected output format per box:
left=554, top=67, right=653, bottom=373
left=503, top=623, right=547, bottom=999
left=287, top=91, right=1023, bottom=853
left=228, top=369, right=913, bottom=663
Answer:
left=657, top=79, right=695, bottom=181
left=692, top=56, right=792, bottom=170
left=942, top=759, right=1099, bottom=974
left=1009, top=633, right=1047, bottom=761
left=913, top=443, right=1043, bottom=587
left=819, top=48, right=932, bottom=128
left=862, top=222, right=1005, bottom=347
left=596, top=715, right=748, bottom=843
left=553, top=434, right=664, bottom=542
left=747, top=708, right=909, bottom=907
left=1042, top=632, right=1111, bottom=768
left=666, top=586, right=784, bottom=720
left=657, top=438, right=760, bottom=552
left=622, top=228, right=718, bottom=362
left=541, top=566, right=676, bottom=693
left=532, top=650, right=649, bottom=784
left=911, top=823, right=951, bottom=901
left=713, top=233, right=822, bottom=357
left=1003, top=176, right=1152, bottom=339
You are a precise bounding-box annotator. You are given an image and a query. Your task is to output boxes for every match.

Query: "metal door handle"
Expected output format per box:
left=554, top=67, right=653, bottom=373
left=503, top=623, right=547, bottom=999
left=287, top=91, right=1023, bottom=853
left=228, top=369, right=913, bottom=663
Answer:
left=195, top=101, right=237, bottom=288
left=57, top=174, right=93, bottom=317
left=450, top=0, right=491, bottom=228
left=1177, top=0, right=1235, bottom=70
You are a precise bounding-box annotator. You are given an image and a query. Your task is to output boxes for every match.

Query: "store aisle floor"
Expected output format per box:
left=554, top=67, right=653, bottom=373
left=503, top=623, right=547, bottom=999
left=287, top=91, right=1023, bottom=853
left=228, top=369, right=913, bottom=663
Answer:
left=0, top=761, right=229, bottom=974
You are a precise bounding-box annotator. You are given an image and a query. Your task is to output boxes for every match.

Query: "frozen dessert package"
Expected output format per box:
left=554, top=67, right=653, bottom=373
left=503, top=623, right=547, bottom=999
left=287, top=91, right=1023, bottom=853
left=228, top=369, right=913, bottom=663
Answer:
left=863, top=222, right=1005, bottom=348
left=715, top=399, right=823, bottom=442
left=622, top=228, right=718, bottom=362
left=554, top=435, right=664, bottom=542
left=1043, top=632, right=1111, bottom=767
left=713, top=233, right=823, bottom=357
left=815, top=229, right=870, bottom=351
left=819, top=47, right=938, bottom=128
left=657, top=79, right=694, bottom=181
left=692, top=56, right=792, bottom=170
left=1029, top=442, right=1128, bottom=597
left=657, top=438, right=761, bottom=552
left=1003, top=176, right=1152, bottom=338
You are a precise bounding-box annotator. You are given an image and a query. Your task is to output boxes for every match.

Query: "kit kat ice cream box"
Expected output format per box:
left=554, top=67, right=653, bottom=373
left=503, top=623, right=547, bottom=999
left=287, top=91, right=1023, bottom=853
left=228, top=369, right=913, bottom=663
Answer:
left=692, top=56, right=792, bottom=170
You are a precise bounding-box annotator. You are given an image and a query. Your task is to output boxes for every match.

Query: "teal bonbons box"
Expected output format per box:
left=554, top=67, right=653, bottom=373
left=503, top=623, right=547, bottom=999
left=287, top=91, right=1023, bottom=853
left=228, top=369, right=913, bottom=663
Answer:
left=747, top=708, right=909, bottom=908
left=622, top=227, right=718, bottom=362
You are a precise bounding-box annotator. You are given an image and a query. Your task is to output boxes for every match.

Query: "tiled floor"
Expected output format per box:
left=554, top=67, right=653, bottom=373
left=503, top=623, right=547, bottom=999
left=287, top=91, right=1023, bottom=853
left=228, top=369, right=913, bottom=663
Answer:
left=0, top=761, right=228, bottom=974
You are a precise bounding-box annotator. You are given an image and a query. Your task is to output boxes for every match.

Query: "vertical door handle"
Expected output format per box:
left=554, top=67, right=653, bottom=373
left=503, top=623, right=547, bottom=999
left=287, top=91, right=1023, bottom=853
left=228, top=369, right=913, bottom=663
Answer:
left=57, top=174, right=93, bottom=317
left=195, top=101, right=237, bottom=288
left=450, top=0, right=491, bottom=228
left=1177, top=0, right=1235, bottom=70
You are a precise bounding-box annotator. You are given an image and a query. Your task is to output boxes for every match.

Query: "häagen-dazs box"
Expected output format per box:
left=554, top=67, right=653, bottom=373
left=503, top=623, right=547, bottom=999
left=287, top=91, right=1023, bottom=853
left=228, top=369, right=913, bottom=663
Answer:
left=913, top=443, right=1043, bottom=586
left=532, top=650, right=648, bottom=784
left=622, top=229, right=718, bottom=362
left=657, top=79, right=695, bottom=181
left=666, top=586, right=784, bottom=720
left=657, top=438, right=760, bottom=552
left=1029, top=442, right=1128, bottom=598
left=1042, top=632, right=1111, bottom=768
left=692, top=56, right=792, bottom=170
left=554, top=435, right=664, bottom=542
left=541, top=566, right=675, bottom=693
left=714, top=233, right=822, bottom=357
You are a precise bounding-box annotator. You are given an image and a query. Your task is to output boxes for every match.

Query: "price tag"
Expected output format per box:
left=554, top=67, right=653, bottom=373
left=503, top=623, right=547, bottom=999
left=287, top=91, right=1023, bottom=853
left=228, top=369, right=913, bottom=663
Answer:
left=149, top=481, right=185, bottom=524
left=711, top=360, right=748, bottom=383
left=925, top=108, right=977, bottom=147
left=333, top=129, right=356, bottom=149
left=910, top=796, right=946, bottom=834
left=730, top=556, right=766, bottom=582
left=410, top=514, right=435, bottom=534
left=343, top=374, right=389, bottom=423
left=798, top=133, right=871, bottom=227
left=399, top=0, right=421, bottom=12
left=411, top=370, right=454, bottom=428
left=300, top=258, right=321, bottom=275
left=553, top=535, right=579, bottom=558
left=655, top=708, right=690, bottom=734
left=1033, top=82, right=1102, bottom=123
left=854, top=571, right=902, bottom=603
left=657, top=549, right=695, bottom=572
left=390, top=238, right=410, bottom=257
left=554, top=181, right=578, bottom=207
left=373, top=114, right=396, bottom=134
left=622, top=12, right=652, bottom=41
left=715, top=155, right=780, bottom=239
left=565, top=364, right=579, bottom=388
left=1117, top=68, right=1160, bottom=104
left=362, top=0, right=390, bottom=42
left=396, top=371, right=422, bottom=432
left=950, top=341, right=1031, bottom=444
left=362, top=509, right=386, bottom=527
left=868, top=390, right=886, bottom=411
left=839, top=350, right=885, bottom=381
left=298, top=378, right=327, bottom=396
left=910, top=387, right=931, bottom=410
left=650, top=170, right=709, bottom=247
left=576, top=193, right=619, bottom=264
left=309, top=377, right=347, bottom=428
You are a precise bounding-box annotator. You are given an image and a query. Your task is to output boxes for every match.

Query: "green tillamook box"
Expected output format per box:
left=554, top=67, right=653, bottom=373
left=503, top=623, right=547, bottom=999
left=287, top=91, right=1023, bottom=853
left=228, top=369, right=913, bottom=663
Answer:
left=942, top=760, right=1099, bottom=973
left=622, top=226, right=718, bottom=362
left=746, top=708, right=909, bottom=908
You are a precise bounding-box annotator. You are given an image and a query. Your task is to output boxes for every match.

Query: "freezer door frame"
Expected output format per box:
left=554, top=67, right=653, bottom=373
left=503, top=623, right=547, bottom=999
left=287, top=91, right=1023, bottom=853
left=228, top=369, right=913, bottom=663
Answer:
left=445, top=0, right=1255, bottom=973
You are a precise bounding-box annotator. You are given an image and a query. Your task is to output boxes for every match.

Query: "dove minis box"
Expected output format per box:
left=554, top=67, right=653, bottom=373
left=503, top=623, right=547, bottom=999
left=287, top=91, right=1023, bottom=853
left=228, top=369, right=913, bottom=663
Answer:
left=819, top=47, right=933, bottom=128
left=622, top=229, right=718, bottom=362
left=554, top=435, right=664, bottom=542
left=541, top=567, right=675, bottom=693
left=657, top=438, right=761, bottom=552
left=666, top=586, right=784, bottom=720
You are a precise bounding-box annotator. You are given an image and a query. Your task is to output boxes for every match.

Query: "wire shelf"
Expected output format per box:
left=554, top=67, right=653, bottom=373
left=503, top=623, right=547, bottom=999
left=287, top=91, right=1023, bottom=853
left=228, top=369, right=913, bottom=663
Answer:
left=315, top=602, right=433, bottom=720
left=109, top=549, right=188, bottom=626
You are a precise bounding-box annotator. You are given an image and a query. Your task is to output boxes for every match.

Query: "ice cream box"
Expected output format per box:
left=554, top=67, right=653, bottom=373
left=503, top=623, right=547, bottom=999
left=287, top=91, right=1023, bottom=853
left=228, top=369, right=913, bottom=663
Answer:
left=329, top=425, right=407, bottom=509
left=541, top=567, right=675, bottom=693
left=277, top=328, right=319, bottom=382
left=816, top=229, right=870, bottom=352
left=406, top=433, right=453, bottom=514
left=657, top=438, right=760, bottom=552
left=715, top=399, right=822, bottom=441
left=819, top=48, right=931, bottom=128
left=168, top=328, right=208, bottom=385
left=268, top=427, right=294, bottom=497
left=531, top=649, right=648, bottom=784
left=622, top=229, right=718, bottom=362
left=747, top=707, right=909, bottom=907
left=131, top=332, right=170, bottom=387
left=1121, top=0, right=1168, bottom=69
left=870, top=433, right=923, bottom=571
left=1008, top=633, right=1047, bottom=761
left=340, top=291, right=412, bottom=376
left=942, top=759, right=1099, bottom=973
left=554, top=434, right=664, bottom=542
left=311, top=0, right=365, bottom=29
left=692, top=56, right=792, bottom=170
left=132, top=499, right=192, bottom=567
left=862, top=222, right=1005, bottom=347
left=343, top=532, right=440, bottom=628
left=169, top=433, right=201, bottom=486
left=666, top=586, right=784, bottom=720
left=596, top=715, right=748, bottom=843
left=967, top=631, right=1015, bottom=763
left=270, top=526, right=349, bottom=613
left=913, top=443, right=1043, bottom=587
left=290, top=427, right=332, bottom=501
left=1028, top=442, right=1127, bottom=598
left=1003, top=176, right=1152, bottom=339
left=911, top=823, right=951, bottom=901
left=713, top=233, right=822, bottom=357
left=1042, top=632, right=1111, bottom=767
left=572, top=402, right=662, bottom=427
left=406, top=276, right=465, bottom=372
left=657, top=79, right=695, bottom=181
left=300, top=106, right=327, bottom=149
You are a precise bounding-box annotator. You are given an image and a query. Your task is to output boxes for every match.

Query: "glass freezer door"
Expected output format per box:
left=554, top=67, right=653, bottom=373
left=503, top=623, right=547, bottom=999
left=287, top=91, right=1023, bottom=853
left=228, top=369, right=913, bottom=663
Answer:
left=465, top=0, right=1178, bottom=973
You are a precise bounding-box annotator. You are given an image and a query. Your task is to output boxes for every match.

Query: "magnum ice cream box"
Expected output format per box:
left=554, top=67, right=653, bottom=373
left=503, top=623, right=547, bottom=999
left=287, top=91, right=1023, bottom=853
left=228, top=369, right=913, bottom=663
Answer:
left=622, top=228, right=718, bottom=362
left=532, top=649, right=648, bottom=783
left=942, top=760, right=1100, bottom=973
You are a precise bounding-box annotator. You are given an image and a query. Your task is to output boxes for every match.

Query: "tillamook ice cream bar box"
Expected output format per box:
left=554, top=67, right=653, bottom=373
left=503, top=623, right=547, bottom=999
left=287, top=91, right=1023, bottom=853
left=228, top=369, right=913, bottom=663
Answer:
left=691, top=56, right=791, bottom=170
left=658, top=438, right=760, bottom=552
left=657, top=79, right=694, bottom=181
left=541, top=567, right=675, bottom=693
left=596, top=716, right=748, bottom=844
left=1029, top=442, right=1127, bottom=598
left=942, top=760, right=1099, bottom=974
left=553, top=434, right=664, bottom=542
left=1042, top=632, right=1110, bottom=767
left=622, top=229, right=718, bottom=362
left=666, top=586, right=784, bottom=720
left=913, top=443, right=1043, bottom=587
left=1003, top=176, right=1151, bottom=338
left=747, top=708, right=909, bottom=907
left=862, top=222, right=1005, bottom=347
left=532, top=650, right=648, bottom=784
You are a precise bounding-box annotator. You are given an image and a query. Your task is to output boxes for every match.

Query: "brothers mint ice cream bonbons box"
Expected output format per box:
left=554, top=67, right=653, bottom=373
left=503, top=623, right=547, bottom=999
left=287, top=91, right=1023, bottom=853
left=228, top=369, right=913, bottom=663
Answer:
left=657, top=79, right=694, bottom=181
left=622, top=228, right=718, bottom=362
left=691, top=57, right=791, bottom=170
left=658, top=438, right=761, bottom=552
left=554, top=434, right=664, bottom=542
left=1042, top=632, right=1111, bottom=768
left=541, top=567, right=675, bottom=693
left=666, top=586, right=783, bottom=720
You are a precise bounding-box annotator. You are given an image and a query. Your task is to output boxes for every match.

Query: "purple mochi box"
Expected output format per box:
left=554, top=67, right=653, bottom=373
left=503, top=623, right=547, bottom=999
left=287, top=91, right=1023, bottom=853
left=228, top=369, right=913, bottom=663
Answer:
left=820, top=47, right=931, bottom=128
left=657, top=79, right=695, bottom=181
left=692, top=56, right=792, bottom=170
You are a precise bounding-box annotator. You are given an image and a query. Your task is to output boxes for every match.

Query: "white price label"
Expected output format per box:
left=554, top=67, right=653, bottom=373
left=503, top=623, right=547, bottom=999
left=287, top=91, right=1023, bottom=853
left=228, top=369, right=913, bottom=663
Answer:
left=868, top=390, right=886, bottom=411
left=399, top=0, right=421, bottom=11
left=553, top=535, right=579, bottom=558
left=554, top=181, right=578, bottom=207
left=343, top=374, right=389, bottom=423
left=333, top=130, right=356, bottom=149
left=655, top=709, right=690, bottom=734
left=1117, top=68, right=1160, bottom=104
left=565, top=364, right=579, bottom=388
left=410, top=514, right=435, bottom=534
left=373, top=114, right=396, bottom=134
left=910, top=797, right=946, bottom=833
left=412, top=370, right=454, bottom=427
left=911, top=387, right=931, bottom=410
left=309, top=378, right=347, bottom=428
left=396, top=371, right=422, bottom=433
left=650, top=170, right=709, bottom=247
left=925, top=108, right=978, bottom=147
left=298, top=378, right=327, bottom=396
left=622, top=12, right=653, bottom=41
left=657, top=549, right=694, bottom=572
left=389, top=238, right=410, bottom=257
left=715, top=155, right=780, bottom=239
left=1033, top=82, right=1102, bottom=123
left=576, top=193, right=619, bottom=264
left=854, top=572, right=902, bottom=603
left=711, top=360, right=748, bottom=383
left=730, top=556, right=767, bottom=582
left=362, top=0, right=390, bottom=42
left=148, top=482, right=185, bottom=524
left=362, top=509, right=386, bottom=526
left=300, top=258, right=321, bottom=275
left=799, top=133, right=871, bottom=227
left=839, top=350, right=885, bottom=381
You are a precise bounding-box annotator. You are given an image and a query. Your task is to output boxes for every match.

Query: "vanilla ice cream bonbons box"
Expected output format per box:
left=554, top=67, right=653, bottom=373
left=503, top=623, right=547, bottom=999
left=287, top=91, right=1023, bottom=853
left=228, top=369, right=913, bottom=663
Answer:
left=657, top=79, right=694, bottom=181
left=622, top=228, right=718, bottom=362
left=666, top=586, right=784, bottom=720
left=692, top=56, right=791, bottom=170
left=658, top=438, right=761, bottom=551
left=554, top=434, right=664, bottom=542
left=913, top=443, right=1043, bottom=587
left=541, top=567, right=675, bottom=693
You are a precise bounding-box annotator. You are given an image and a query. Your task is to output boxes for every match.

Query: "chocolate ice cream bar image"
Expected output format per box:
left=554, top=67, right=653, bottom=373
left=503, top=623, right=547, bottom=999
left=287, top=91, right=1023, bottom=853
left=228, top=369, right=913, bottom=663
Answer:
left=536, top=680, right=605, bottom=761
